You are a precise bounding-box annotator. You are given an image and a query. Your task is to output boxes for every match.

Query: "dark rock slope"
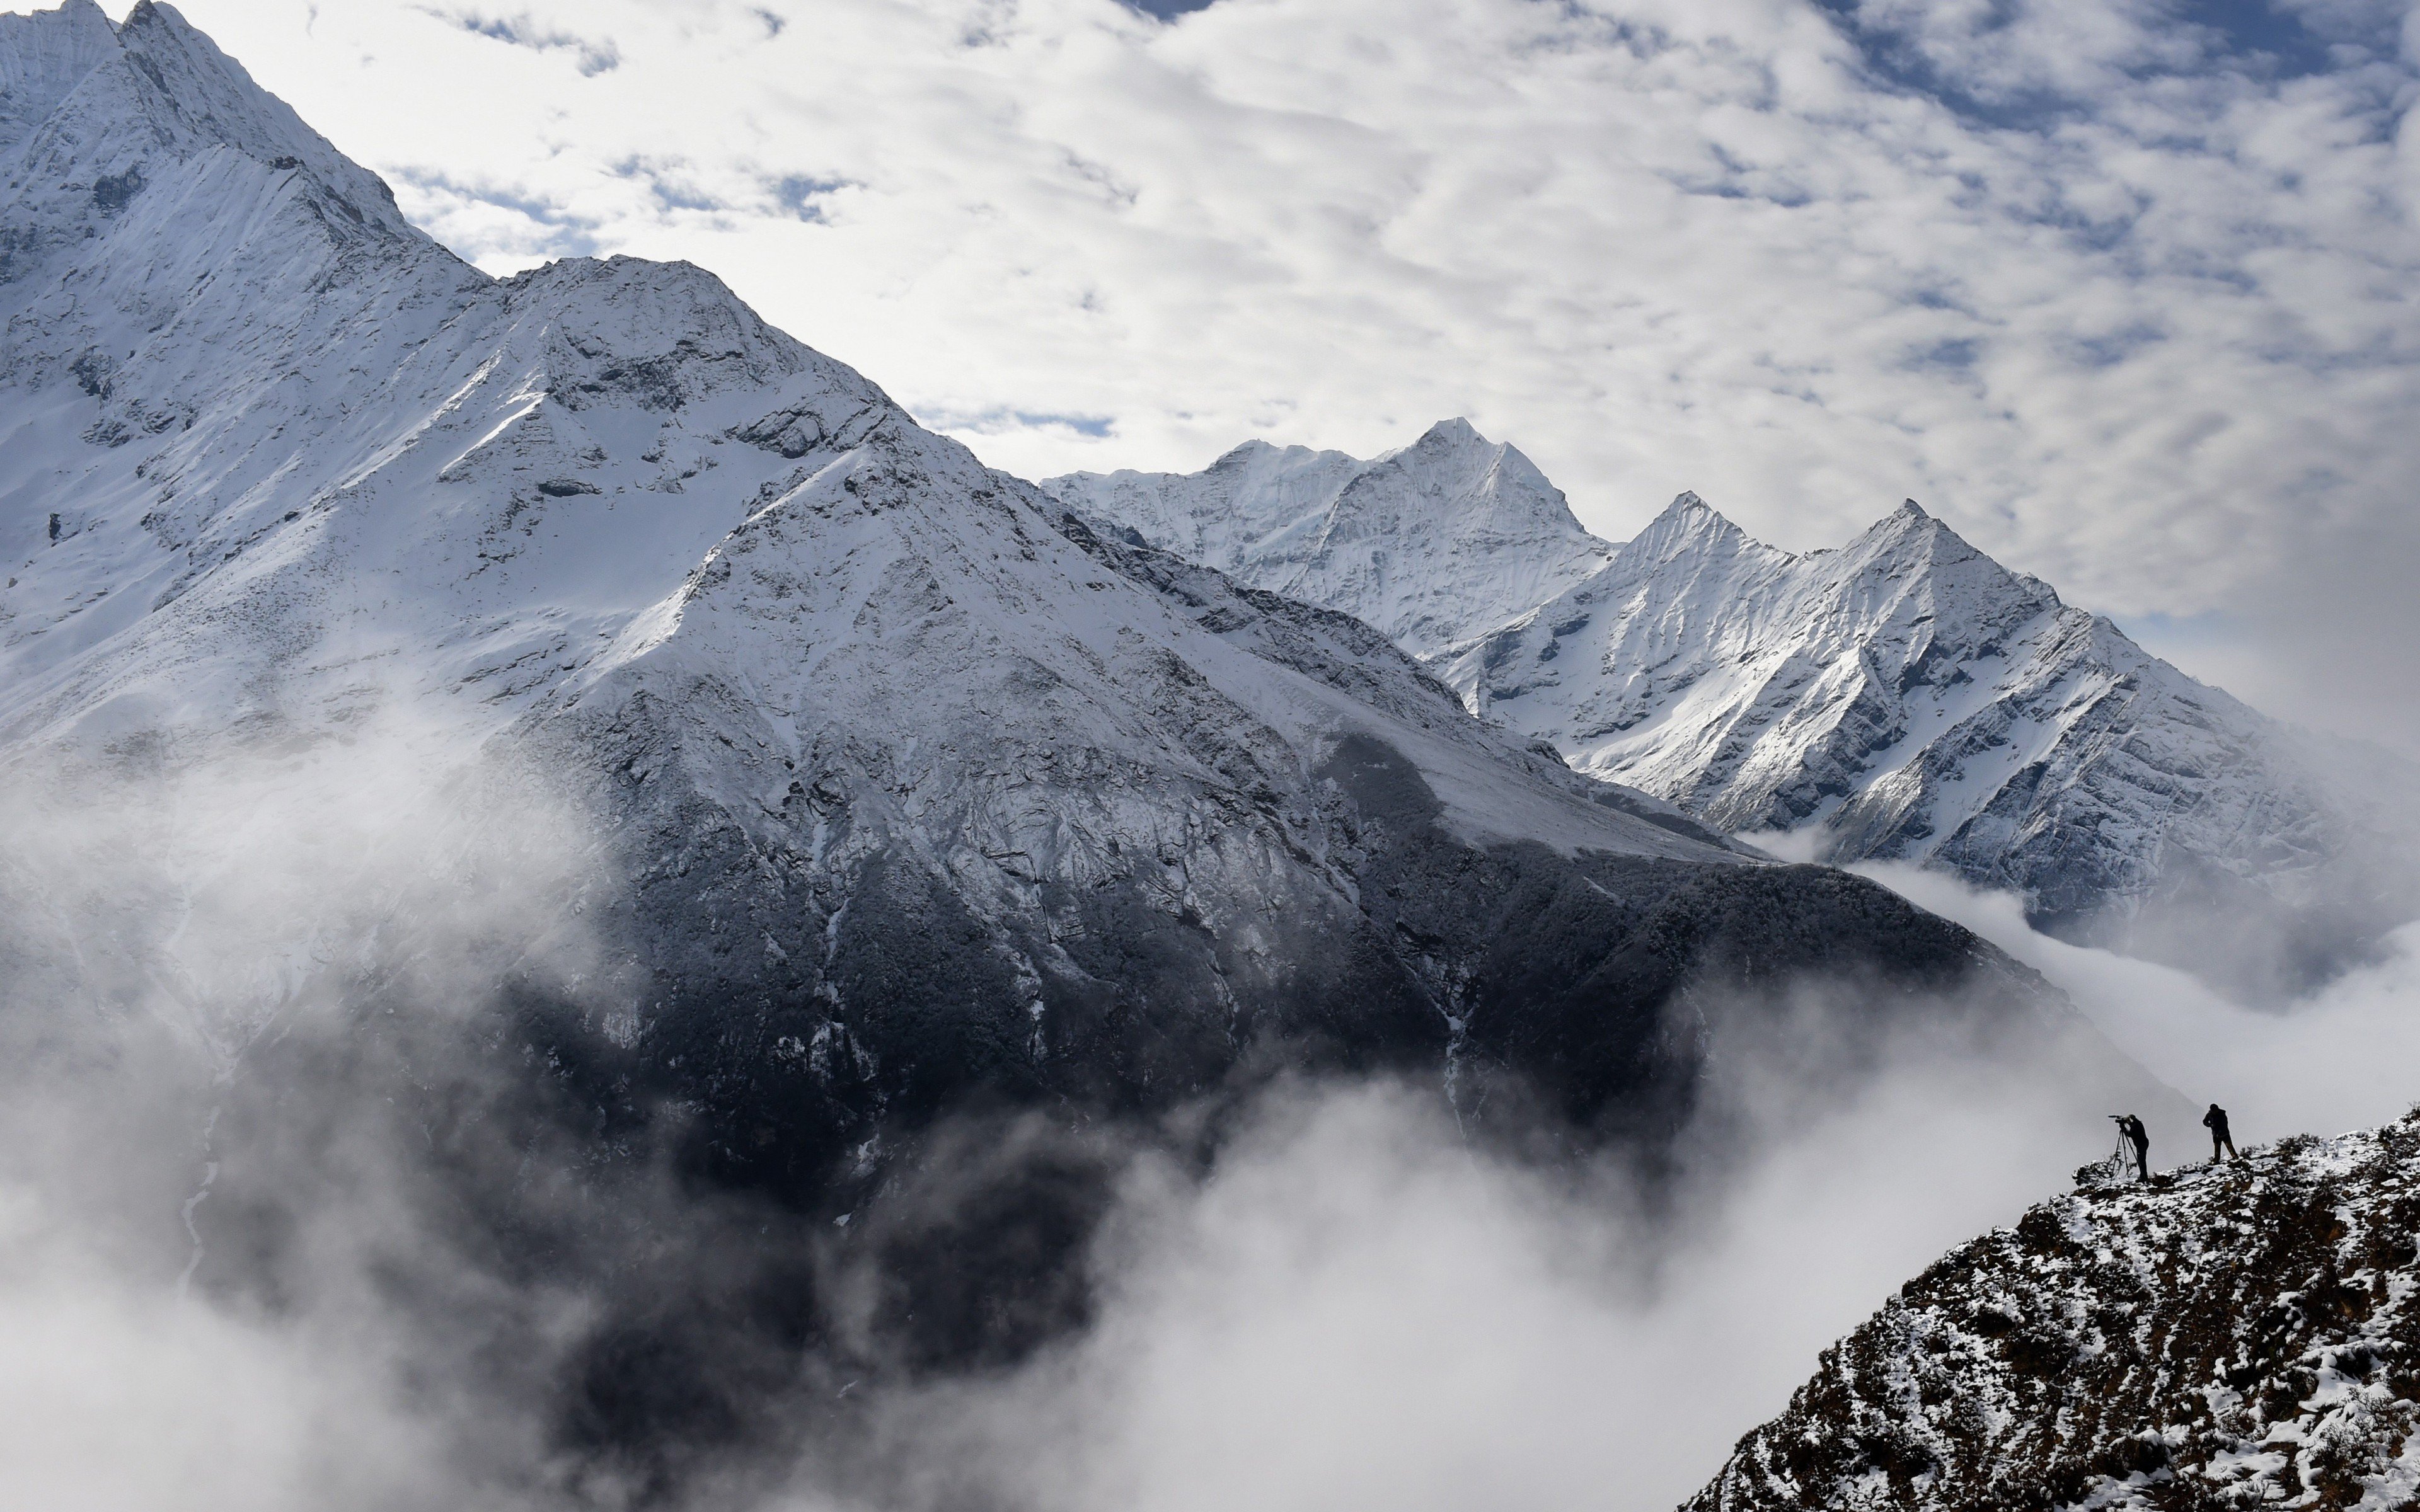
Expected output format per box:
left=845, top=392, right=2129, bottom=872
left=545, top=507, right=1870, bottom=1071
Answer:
left=1687, top=1114, right=2420, bottom=1511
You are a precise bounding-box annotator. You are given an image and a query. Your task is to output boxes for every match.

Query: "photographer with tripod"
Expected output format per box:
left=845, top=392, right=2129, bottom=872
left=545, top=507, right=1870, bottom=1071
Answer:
left=2110, top=1113, right=2150, bottom=1181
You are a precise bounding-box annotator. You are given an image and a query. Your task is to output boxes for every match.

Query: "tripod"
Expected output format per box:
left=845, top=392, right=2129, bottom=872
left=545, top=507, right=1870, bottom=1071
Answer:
left=2093, top=1126, right=2138, bottom=1184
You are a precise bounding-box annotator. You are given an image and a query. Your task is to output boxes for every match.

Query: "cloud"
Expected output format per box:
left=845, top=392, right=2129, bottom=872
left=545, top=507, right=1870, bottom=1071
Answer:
left=611, top=154, right=725, bottom=215
left=1121, top=0, right=1220, bottom=20
left=431, top=6, right=619, bottom=75
left=770, top=174, right=855, bottom=224
left=821, top=995, right=2172, bottom=1512
left=0, top=719, right=615, bottom=1509
left=389, top=166, right=604, bottom=260
left=0, top=699, right=2388, bottom=1511
left=0, top=962, right=2156, bottom=1510
left=1848, top=859, right=2420, bottom=1142
left=928, top=405, right=1121, bottom=438
left=0, top=701, right=2174, bottom=1511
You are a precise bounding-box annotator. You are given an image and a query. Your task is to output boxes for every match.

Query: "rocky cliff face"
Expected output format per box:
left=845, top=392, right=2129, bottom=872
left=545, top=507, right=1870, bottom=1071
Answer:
left=1688, top=1114, right=2420, bottom=1512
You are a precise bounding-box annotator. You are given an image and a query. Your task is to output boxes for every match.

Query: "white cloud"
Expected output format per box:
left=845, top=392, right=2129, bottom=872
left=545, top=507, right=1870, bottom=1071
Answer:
left=835, top=1009, right=2174, bottom=1512
left=1850, top=859, right=2420, bottom=1142
left=57, top=0, right=2420, bottom=747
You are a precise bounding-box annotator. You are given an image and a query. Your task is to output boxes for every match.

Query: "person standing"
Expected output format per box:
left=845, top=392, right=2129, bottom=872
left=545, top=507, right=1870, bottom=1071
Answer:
left=2203, top=1102, right=2238, bottom=1162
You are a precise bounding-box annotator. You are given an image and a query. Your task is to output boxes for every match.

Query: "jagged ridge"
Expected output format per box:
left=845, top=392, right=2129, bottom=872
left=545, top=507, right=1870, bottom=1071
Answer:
left=1056, top=421, right=2420, bottom=996
left=1043, top=418, right=1613, bottom=661
left=1448, top=492, right=2420, bottom=997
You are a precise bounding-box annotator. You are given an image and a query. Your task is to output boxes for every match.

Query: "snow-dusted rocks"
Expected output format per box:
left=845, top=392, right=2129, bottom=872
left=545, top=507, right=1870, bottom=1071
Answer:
left=1044, top=419, right=1612, bottom=661
left=1689, top=1114, right=2420, bottom=1511
left=1447, top=494, right=2420, bottom=998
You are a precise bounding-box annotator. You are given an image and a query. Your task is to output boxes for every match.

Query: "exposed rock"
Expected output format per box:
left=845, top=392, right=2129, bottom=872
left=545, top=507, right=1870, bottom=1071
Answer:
left=1688, top=1114, right=2420, bottom=1512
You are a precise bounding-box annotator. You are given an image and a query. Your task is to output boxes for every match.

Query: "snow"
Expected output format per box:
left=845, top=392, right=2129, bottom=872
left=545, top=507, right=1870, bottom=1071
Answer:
left=1441, top=492, right=2420, bottom=970
left=1043, top=418, right=1612, bottom=662
left=0, top=0, right=1739, bottom=975
left=1054, top=410, right=2420, bottom=980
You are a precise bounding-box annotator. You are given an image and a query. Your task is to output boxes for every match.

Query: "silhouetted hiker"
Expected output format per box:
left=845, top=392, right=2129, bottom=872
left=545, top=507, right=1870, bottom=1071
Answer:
left=2203, top=1102, right=2238, bottom=1162
left=2112, top=1113, right=2149, bottom=1180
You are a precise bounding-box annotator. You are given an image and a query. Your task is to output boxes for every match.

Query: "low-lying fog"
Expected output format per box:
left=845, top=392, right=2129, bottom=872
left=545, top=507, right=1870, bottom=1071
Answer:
left=1851, top=861, right=2420, bottom=1142
left=0, top=732, right=2409, bottom=1511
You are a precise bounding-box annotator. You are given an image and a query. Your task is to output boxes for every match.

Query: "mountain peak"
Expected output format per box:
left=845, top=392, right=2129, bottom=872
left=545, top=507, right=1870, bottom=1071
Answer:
left=1847, top=495, right=1965, bottom=559
left=8, top=0, right=110, bottom=33
left=1417, top=416, right=1485, bottom=447
left=0, top=0, right=120, bottom=153
left=1651, top=488, right=1739, bottom=534
left=124, top=1, right=190, bottom=32
left=1047, top=418, right=1611, bottom=658
left=27, top=0, right=110, bottom=28
left=1608, top=491, right=1758, bottom=573
left=1206, top=437, right=1279, bottom=471
left=1871, top=496, right=1940, bottom=531
left=88, top=0, right=413, bottom=237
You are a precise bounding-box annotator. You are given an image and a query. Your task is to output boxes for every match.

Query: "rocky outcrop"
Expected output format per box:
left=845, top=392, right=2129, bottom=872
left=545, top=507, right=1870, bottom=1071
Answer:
left=1687, top=1115, right=2420, bottom=1511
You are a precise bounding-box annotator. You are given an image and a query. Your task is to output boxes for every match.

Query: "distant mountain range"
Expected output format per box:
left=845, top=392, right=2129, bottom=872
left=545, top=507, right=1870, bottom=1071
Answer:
left=1045, top=419, right=1611, bottom=660
left=1051, top=435, right=2420, bottom=999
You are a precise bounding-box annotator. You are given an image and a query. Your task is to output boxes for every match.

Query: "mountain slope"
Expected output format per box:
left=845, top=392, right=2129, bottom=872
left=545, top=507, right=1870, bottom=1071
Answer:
left=1043, top=419, right=1613, bottom=660
left=1688, top=1114, right=2420, bottom=1511
left=0, top=1, right=2111, bottom=1169
left=1446, top=494, right=2420, bottom=997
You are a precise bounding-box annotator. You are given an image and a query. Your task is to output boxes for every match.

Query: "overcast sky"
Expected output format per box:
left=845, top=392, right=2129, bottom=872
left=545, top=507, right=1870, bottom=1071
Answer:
left=60, top=0, right=2420, bottom=748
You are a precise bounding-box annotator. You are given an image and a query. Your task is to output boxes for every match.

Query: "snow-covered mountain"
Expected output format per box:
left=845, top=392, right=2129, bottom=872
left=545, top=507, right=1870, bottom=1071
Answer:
left=1042, top=420, right=1612, bottom=660
left=1057, top=420, right=2419, bottom=997
left=1690, top=1114, right=2420, bottom=1511
left=0, top=0, right=2105, bottom=1186
left=1448, top=493, right=2420, bottom=998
